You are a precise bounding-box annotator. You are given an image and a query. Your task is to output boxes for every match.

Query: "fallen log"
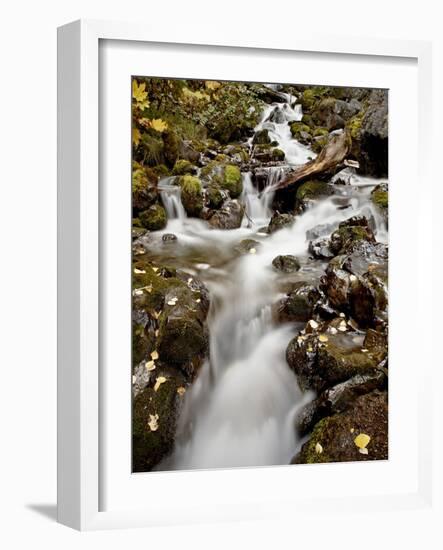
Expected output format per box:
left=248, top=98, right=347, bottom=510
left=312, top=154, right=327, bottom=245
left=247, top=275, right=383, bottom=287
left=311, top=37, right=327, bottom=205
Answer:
left=273, top=129, right=352, bottom=190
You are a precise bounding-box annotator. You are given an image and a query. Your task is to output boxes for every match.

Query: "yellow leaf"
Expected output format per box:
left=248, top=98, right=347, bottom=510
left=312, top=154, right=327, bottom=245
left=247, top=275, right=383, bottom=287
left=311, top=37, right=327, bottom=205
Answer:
left=132, top=80, right=149, bottom=104
left=147, top=414, right=159, bottom=431
left=145, top=360, right=156, bottom=372
left=315, top=442, right=323, bottom=454
left=134, top=267, right=145, bottom=274
left=154, top=376, right=167, bottom=392
left=318, top=334, right=329, bottom=343
left=150, top=350, right=159, bottom=360
left=132, top=127, right=141, bottom=146
left=354, top=433, right=371, bottom=449
left=149, top=118, right=168, bottom=133
left=177, top=387, right=186, bottom=396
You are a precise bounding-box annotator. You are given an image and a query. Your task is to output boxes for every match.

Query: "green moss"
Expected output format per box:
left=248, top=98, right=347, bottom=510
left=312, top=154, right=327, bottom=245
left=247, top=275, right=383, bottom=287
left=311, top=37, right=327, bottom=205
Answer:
left=179, top=175, right=203, bottom=216
left=371, top=187, right=388, bottom=209
left=152, top=164, right=170, bottom=178
left=222, top=164, right=243, bottom=198
left=139, top=204, right=167, bottom=231
left=296, top=180, right=332, bottom=202
left=299, top=417, right=332, bottom=463
left=311, top=136, right=329, bottom=154
left=313, top=127, right=329, bottom=137
left=214, top=153, right=230, bottom=162
left=290, top=122, right=311, bottom=138
left=172, top=159, right=195, bottom=176
left=347, top=112, right=364, bottom=140
left=206, top=184, right=224, bottom=209
left=272, top=148, right=285, bottom=161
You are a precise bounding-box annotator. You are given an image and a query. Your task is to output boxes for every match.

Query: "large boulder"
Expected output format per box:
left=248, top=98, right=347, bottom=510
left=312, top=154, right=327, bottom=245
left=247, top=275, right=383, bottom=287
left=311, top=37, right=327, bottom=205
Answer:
left=358, top=90, right=388, bottom=177
left=295, top=371, right=387, bottom=436
left=201, top=161, right=243, bottom=198
left=132, top=163, right=159, bottom=213
left=272, top=255, right=301, bottom=273
left=296, top=180, right=334, bottom=211
left=329, top=216, right=375, bottom=255
left=293, top=390, right=388, bottom=464
left=132, top=365, right=188, bottom=472
left=275, top=282, right=321, bottom=323
left=139, top=204, right=167, bottom=231
left=179, top=175, right=204, bottom=216
left=286, top=320, right=387, bottom=392
left=208, top=200, right=244, bottom=229
left=267, top=211, right=295, bottom=233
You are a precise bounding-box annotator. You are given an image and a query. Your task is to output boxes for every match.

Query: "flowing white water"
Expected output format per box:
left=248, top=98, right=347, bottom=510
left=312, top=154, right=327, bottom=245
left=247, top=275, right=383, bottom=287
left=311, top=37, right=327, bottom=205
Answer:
left=158, top=176, right=187, bottom=225
left=153, top=93, right=386, bottom=471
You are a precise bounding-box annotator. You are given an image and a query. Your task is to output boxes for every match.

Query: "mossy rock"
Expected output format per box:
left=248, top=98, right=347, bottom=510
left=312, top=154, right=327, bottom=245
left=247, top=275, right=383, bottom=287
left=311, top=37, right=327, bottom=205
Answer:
left=296, top=180, right=333, bottom=207
left=206, top=184, right=224, bottom=209
left=290, top=121, right=311, bottom=139
left=162, top=130, right=181, bottom=168
left=276, top=282, right=320, bottom=323
left=152, top=164, right=170, bottom=178
left=371, top=184, right=388, bottom=210
left=132, top=366, right=187, bottom=472
left=272, top=148, right=285, bottom=161
left=313, top=127, right=329, bottom=137
left=311, top=135, right=329, bottom=154
left=268, top=211, right=295, bottom=233
left=293, top=390, right=388, bottom=464
left=179, top=175, right=203, bottom=216
left=139, top=204, right=167, bottom=231
left=347, top=112, right=364, bottom=140
left=132, top=163, right=158, bottom=212
left=329, top=217, right=375, bottom=255
left=272, top=255, right=301, bottom=273
left=222, top=164, right=243, bottom=198
left=252, top=128, right=271, bottom=145
left=172, top=159, right=196, bottom=176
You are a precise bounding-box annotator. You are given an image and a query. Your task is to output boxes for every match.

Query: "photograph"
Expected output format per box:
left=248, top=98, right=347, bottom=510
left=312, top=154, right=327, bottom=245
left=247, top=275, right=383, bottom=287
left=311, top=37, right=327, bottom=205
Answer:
left=131, top=77, right=389, bottom=473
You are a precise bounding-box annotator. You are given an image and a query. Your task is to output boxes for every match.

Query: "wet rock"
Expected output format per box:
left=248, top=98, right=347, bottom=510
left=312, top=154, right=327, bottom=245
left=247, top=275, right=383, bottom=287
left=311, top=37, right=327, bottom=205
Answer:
left=371, top=183, right=388, bottom=224
left=201, top=161, right=243, bottom=198
left=162, top=233, right=177, bottom=243
left=132, top=227, right=147, bottom=240
left=209, top=200, right=244, bottom=229
left=286, top=325, right=385, bottom=392
left=252, top=128, right=271, bottom=145
left=295, top=371, right=387, bottom=436
left=235, top=239, right=261, bottom=255
left=253, top=145, right=286, bottom=163
left=276, top=282, right=321, bottom=323
left=290, top=122, right=312, bottom=144
left=329, top=216, right=375, bottom=255
left=172, top=159, right=197, bottom=176
left=296, top=180, right=333, bottom=210
left=272, top=255, right=301, bottom=273
left=205, top=184, right=225, bottom=209
left=139, top=204, right=167, bottom=231
left=293, top=390, right=388, bottom=463
left=311, top=97, right=361, bottom=131
left=132, top=365, right=188, bottom=472
left=178, top=175, right=204, bottom=216
left=268, top=211, right=295, bottom=233
left=132, top=163, right=159, bottom=213
left=308, top=237, right=334, bottom=260
left=359, top=90, right=388, bottom=177
left=132, top=263, right=210, bottom=378
left=178, top=140, right=201, bottom=164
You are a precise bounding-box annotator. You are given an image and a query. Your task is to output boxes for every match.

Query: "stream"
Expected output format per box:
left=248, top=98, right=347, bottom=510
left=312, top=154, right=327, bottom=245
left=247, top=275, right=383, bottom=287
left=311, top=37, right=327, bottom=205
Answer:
left=151, top=91, right=387, bottom=470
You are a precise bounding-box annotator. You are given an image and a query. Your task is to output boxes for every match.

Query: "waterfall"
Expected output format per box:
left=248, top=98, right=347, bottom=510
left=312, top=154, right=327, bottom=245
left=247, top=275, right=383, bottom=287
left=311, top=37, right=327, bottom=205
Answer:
left=152, top=94, right=386, bottom=471
left=158, top=176, right=187, bottom=222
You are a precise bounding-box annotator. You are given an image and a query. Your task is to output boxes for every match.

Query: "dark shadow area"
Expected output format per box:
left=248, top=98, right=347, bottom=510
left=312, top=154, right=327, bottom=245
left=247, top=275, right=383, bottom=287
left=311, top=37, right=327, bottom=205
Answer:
left=26, top=504, right=57, bottom=522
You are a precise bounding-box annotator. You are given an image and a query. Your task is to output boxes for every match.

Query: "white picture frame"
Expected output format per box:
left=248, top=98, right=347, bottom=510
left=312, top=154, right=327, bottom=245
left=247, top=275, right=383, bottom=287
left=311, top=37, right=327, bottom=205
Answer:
left=57, top=19, right=433, bottom=531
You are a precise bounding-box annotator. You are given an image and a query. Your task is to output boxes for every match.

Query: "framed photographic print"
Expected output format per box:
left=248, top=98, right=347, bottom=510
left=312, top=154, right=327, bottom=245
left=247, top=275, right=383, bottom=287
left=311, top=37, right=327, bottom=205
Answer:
left=57, top=19, right=433, bottom=530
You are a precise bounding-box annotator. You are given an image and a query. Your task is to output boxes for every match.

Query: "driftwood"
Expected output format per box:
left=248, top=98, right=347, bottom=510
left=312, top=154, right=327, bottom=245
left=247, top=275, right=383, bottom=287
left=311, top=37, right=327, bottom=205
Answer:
left=273, top=129, right=352, bottom=190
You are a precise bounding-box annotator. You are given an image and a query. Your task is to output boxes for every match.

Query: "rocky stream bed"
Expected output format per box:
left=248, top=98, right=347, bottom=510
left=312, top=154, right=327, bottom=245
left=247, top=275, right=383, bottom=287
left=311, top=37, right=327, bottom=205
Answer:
left=131, top=80, right=389, bottom=471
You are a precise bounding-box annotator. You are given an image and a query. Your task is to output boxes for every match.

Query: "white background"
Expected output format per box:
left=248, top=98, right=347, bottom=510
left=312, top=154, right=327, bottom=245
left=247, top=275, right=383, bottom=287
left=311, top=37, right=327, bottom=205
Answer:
left=0, top=0, right=441, bottom=548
